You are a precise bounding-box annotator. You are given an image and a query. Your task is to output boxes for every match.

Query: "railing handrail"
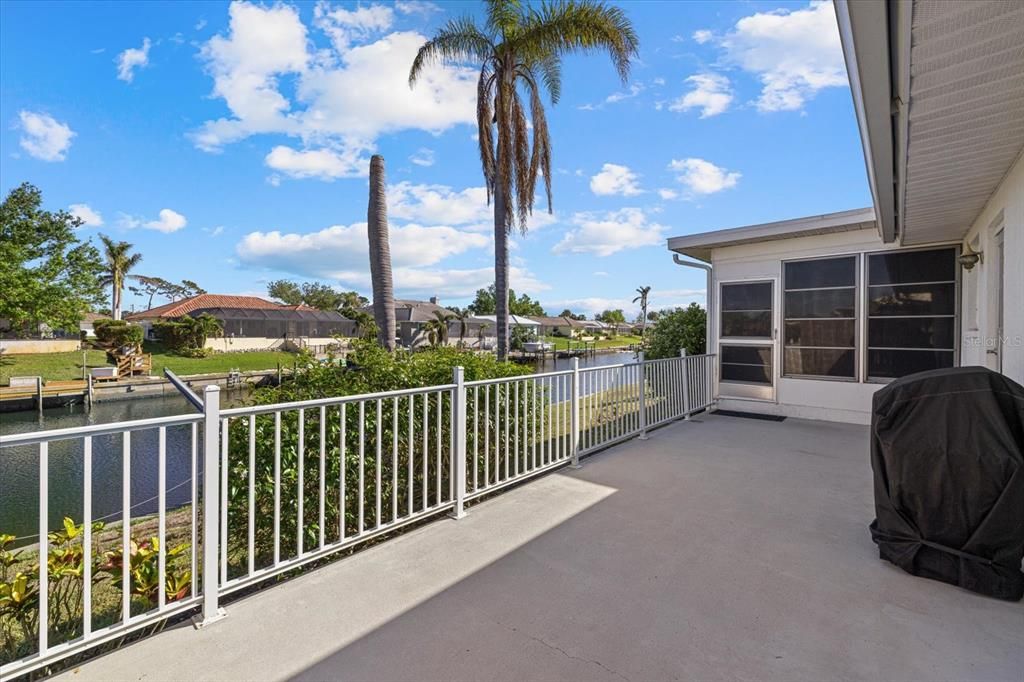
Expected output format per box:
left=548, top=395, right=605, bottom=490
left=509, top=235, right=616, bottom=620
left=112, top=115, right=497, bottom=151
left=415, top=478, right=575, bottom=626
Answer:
left=220, top=382, right=457, bottom=417
left=464, top=367, right=572, bottom=387
left=0, top=412, right=203, bottom=447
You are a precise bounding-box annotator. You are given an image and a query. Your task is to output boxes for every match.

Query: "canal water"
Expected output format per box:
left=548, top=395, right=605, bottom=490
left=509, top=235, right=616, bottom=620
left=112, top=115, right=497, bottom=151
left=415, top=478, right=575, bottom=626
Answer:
left=0, top=352, right=637, bottom=545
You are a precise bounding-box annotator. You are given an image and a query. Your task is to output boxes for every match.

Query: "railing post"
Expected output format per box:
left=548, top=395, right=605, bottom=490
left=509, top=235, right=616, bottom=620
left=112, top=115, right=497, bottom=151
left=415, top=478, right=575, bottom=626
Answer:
left=680, top=348, right=692, bottom=420
left=194, top=385, right=226, bottom=628
left=569, top=357, right=581, bottom=468
left=449, top=366, right=467, bottom=519
left=638, top=351, right=648, bottom=440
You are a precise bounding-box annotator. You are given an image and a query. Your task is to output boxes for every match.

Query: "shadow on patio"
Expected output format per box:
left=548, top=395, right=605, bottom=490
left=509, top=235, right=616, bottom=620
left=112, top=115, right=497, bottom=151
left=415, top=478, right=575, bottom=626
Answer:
left=56, top=415, right=1023, bottom=682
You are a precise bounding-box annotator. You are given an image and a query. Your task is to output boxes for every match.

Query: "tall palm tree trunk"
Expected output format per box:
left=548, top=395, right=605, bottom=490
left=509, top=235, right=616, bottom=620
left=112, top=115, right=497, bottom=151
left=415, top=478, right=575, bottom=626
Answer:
left=112, top=277, right=121, bottom=320
left=494, top=181, right=509, bottom=361
left=367, top=155, right=396, bottom=351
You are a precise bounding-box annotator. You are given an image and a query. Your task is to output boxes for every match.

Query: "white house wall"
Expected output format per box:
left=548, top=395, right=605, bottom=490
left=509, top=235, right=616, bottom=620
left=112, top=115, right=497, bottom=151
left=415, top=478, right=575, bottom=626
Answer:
left=959, top=152, right=1023, bottom=385
left=709, top=227, right=958, bottom=424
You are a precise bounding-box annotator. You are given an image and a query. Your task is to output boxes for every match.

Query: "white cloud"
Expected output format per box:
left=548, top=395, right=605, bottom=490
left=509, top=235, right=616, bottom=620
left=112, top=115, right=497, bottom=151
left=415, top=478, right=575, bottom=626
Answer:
left=264, top=145, right=366, bottom=180
left=205, top=225, right=225, bottom=237
left=669, top=73, right=733, bottom=118
left=589, top=163, right=642, bottom=197
left=69, top=203, right=103, bottom=227
left=652, top=77, right=665, bottom=86
left=553, top=208, right=666, bottom=257
left=668, top=158, right=741, bottom=195
left=17, top=111, right=75, bottom=162
left=395, top=1, right=440, bottom=16
left=722, top=0, right=846, bottom=112
left=657, top=188, right=678, bottom=200
left=670, top=35, right=686, bottom=43
left=692, top=29, right=713, bottom=44
left=195, top=18, right=208, bottom=30
left=314, top=1, right=394, bottom=52
left=605, top=83, right=643, bottom=104
left=145, top=208, right=188, bottom=233
left=409, top=147, right=434, bottom=167
left=593, top=271, right=608, bottom=277
left=387, top=181, right=556, bottom=231
left=116, top=38, right=151, bottom=82
left=236, top=221, right=488, bottom=278
left=193, top=1, right=477, bottom=168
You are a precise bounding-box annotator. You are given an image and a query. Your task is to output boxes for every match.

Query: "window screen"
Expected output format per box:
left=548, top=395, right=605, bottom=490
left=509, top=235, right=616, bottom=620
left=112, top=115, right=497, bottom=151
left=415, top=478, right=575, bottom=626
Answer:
left=720, top=344, right=772, bottom=384
left=867, top=248, right=956, bottom=379
left=783, top=256, right=857, bottom=378
left=720, top=282, right=772, bottom=338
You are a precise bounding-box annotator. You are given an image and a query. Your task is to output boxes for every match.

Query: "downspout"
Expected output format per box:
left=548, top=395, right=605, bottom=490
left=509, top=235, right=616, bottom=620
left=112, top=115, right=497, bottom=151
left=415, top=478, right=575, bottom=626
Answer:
left=672, top=254, right=712, bottom=355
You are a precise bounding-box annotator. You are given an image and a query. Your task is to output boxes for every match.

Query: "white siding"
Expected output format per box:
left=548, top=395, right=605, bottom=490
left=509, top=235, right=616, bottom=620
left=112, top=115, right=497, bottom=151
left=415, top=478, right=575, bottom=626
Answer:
left=959, top=152, right=1024, bottom=384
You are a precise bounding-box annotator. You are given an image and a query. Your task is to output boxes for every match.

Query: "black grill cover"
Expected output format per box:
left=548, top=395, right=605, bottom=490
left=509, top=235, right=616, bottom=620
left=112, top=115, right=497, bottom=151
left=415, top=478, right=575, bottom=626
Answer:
left=869, top=366, right=1024, bottom=600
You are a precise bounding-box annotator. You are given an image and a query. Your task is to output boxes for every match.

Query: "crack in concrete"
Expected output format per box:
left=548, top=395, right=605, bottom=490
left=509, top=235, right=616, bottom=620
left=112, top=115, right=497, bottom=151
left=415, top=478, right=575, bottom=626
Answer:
left=494, top=620, right=631, bottom=682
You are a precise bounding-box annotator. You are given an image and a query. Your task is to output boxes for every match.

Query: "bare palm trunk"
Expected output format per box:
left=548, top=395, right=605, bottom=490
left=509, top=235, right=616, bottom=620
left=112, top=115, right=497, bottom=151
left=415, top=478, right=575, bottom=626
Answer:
left=494, top=181, right=509, bottom=361
left=112, top=279, right=121, bottom=321
left=368, top=155, right=396, bottom=351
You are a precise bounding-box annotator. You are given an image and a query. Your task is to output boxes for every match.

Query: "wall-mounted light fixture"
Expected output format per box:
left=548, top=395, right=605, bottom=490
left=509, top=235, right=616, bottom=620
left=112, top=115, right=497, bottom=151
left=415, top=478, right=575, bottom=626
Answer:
left=958, top=243, right=983, bottom=271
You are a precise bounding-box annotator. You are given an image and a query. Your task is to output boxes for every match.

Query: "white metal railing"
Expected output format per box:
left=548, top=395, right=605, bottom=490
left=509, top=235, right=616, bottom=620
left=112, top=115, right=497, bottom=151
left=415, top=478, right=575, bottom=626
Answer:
left=0, top=351, right=715, bottom=678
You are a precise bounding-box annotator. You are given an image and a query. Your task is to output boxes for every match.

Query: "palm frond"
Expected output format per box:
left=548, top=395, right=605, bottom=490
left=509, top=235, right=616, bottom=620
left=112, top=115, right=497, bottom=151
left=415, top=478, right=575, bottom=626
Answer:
left=408, top=17, right=495, bottom=87
left=523, top=69, right=553, bottom=213
left=477, top=65, right=497, bottom=200
left=495, top=73, right=515, bottom=233
left=516, top=0, right=639, bottom=84
left=511, top=91, right=532, bottom=234
left=485, top=0, right=524, bottom=39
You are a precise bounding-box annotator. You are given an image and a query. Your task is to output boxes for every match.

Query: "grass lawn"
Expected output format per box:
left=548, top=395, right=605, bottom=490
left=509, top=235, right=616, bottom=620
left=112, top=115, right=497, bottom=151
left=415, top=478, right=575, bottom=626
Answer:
left=1, top=344, right=298, bottom=384
left=539, top=335, right=643, bottom=351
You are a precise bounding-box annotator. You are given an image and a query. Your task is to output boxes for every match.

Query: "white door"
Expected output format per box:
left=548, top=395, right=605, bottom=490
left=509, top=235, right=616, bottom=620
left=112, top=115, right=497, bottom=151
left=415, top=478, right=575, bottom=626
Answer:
left=717, top=279, right=776, bottom=401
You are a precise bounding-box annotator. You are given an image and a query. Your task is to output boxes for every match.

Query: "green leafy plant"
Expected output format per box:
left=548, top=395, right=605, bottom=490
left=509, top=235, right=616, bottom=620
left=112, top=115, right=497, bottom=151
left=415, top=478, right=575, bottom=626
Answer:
left=96, top=537, right=190, bottom=608
left=93, top=319, right=144, bottom=350
left=644, top=303, right=706, bottom=359
left=153, top=313, right=222, bottom=354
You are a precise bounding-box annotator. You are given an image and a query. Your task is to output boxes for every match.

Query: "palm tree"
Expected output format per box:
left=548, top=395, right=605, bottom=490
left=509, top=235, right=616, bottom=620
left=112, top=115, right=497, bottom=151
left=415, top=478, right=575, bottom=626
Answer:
left=98, top=234, right=142, bottom=321
left=633, top=285, right=651, bottom=336
left=410, top=0, right=638, bottom=361
left=452, top=308, right=473, bottom=348
left=427, top=309, right=455, bottom=347
left=367, top=155, right=396, bottom=351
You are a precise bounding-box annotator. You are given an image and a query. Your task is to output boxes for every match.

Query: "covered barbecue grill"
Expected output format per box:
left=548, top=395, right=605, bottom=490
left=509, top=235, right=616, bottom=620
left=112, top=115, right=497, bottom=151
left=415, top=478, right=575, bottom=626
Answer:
left=869, top=366, right=1024, bottom=600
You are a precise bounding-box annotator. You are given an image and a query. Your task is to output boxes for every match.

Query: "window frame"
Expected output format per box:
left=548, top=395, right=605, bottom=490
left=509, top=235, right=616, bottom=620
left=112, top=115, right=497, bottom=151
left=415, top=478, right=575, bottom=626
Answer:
left=719, top=279, right=775, bottom=341
left=862, top=244, right=961, bottom=384
left=781, top=253, right=860, bottom=382
left=716, top=278, right=777, bottom=401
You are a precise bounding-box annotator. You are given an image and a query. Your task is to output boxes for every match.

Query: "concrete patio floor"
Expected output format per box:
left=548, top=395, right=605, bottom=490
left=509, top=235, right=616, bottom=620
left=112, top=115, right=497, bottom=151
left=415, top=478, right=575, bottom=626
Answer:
left=55, top=414, right=1023, bottom=682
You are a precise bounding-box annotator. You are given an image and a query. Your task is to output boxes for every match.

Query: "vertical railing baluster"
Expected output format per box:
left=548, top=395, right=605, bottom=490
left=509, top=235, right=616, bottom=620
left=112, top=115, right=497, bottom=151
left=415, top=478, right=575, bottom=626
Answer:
left=297, top=409, right=304, bottom=556
left=570, top=358, right=580, bottom=467
left=514, top=381, right=520, bottom=477
left=376, top=399, right=382, bottom=528
left=638, top=352, right=648, bottom=440
left=503, top=383, right=509, bottom=480
left=422, top=393, right=428, bottom=510
left=158, top=426, right=167, bottom=610
left=340, top=403, right=347, bottom=540
left=493, top=384, right=499, bottom=484
left=39, top=441, right=49, bottom=654
left=273, top=411, right=281, bottom=566
left=435, top=391, right=442, bottom=502
left=122, top=431, right=131, bottom=624
left=681, top=351, right=692, bottom=420
left=392, top=396, right=399, bottom=523
left=248, top=414, right=256, bottom=575
left=190, top=423, right=197, bottom=598
left=83, top=436, right=93, bottom=636
left=220, top=418, right=228, bottom=584
left=358, top=402, right=365, bottom=533
left=473, top=386, right=479, bottom=492
left=319, top=406, right=326, bottom=548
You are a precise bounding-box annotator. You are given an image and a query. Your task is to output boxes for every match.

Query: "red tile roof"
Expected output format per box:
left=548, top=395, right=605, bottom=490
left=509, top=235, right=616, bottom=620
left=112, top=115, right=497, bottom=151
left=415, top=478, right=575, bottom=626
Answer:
left=126, top=294, right=284, bottom=320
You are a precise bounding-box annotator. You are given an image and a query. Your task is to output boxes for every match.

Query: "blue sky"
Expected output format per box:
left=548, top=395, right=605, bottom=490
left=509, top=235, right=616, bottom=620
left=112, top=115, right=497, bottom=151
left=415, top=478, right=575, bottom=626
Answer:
left=0, top=0, right=871, bottom=318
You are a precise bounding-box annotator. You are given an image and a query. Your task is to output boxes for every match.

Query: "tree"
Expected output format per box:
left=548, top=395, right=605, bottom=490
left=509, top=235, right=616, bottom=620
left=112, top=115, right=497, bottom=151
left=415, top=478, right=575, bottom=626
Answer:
left=452, top=308, right=473, bottom=348
left=367, top=155, right=397, bottom=351
left=468, top=284, right=545, bottom=316
left=596, top=309, right=626, bottom=324
left=559, top=308, right=585, bottom=320
left=0, top=183, right=104, bottom=336
left=644, top=303, right=706, bottom=359
left=411, top=0, right=638, bottom=360
left=98, top=234, right=143, bottom=321
left=268, top=279, right=304, bottom=306
left=633, top=285, right=651, bottom=336
left=422, top=310, right=453, bottom=347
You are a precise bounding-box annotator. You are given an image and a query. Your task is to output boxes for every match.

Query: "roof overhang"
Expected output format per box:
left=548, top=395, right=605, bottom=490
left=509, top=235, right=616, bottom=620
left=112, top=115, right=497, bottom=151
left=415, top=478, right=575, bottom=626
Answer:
left=836, top=0, right=1024, bottom=245
left=666, top=207, right=876, bottom=262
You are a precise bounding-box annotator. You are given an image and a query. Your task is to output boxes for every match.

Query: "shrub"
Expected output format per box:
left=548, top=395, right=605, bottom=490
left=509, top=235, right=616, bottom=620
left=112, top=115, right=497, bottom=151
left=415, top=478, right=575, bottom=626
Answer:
left=153, top=313, right=222, bottom=354
left=644, top=303, right=706, bottom=359
left=93, top=319, right=143, bottom=349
